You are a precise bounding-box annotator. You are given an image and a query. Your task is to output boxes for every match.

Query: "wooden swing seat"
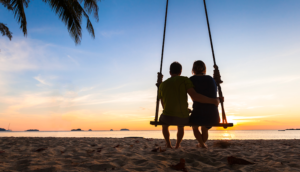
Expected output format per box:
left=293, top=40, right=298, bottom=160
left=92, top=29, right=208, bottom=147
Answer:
left=150, top=121, right=233, bottom=127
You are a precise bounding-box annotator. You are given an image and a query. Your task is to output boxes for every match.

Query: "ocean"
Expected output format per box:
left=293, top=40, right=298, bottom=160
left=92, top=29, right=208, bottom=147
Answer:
left=0, top=130, right=300, bottom=140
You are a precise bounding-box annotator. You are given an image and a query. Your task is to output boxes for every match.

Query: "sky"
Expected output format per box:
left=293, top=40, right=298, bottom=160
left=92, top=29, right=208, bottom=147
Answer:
left=0, top=0, right=300, bottom=131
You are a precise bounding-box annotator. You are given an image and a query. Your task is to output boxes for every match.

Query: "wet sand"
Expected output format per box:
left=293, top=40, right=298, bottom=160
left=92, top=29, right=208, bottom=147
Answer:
left=0, top=137, right=299, bottom=171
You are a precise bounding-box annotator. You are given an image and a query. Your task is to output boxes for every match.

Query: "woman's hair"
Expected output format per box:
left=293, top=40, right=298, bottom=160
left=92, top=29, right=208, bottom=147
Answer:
left=192, top=60, right=206, bottom=75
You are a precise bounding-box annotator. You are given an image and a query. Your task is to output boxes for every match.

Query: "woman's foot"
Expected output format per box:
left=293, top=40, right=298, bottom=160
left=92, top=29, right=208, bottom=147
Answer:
left=196, top=143, right=208, bottom=149
left=175, top=145, right=181, bottom=149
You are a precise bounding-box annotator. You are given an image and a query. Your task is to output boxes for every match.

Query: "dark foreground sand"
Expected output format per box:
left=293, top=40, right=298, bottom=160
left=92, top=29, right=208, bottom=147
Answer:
left=0, top=137, right=299, bottom=172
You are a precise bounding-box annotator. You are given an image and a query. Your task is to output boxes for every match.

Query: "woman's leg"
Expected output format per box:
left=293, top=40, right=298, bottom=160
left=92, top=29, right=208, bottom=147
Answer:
left=175, top=126, right=184, bottom=149
left=192, top=126, right=207, bottom=148
left=162, top=125, right=172, bottom=148
left=201, top=126, right=209, bottom=143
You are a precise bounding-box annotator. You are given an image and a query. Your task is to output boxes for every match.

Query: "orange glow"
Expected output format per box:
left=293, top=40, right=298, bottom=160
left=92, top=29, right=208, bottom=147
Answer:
left=0, top=86, right=299, bottom=131
left=2, top=110, right=299, bottom=131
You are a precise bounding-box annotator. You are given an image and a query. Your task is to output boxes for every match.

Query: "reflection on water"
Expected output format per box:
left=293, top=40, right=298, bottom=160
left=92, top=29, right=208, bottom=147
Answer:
left=221, top=131, right=232, bottom=140
left=1, top=130, right=300, bottom=140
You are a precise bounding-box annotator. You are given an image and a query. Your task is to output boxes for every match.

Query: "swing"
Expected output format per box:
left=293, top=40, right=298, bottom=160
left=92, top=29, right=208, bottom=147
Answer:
left=150, top=0, right=234, bottom=128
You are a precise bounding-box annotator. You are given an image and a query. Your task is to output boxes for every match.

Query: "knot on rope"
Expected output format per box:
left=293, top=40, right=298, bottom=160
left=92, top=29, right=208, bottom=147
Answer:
left=213, top=65, right=223, bottom=84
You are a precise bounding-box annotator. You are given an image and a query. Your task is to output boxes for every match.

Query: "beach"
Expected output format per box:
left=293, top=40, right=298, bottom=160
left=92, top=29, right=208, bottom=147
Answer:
left=0, top=137, right=299, bottom=171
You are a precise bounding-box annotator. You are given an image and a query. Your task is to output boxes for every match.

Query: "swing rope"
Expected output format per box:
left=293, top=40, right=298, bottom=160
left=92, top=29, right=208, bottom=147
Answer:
left=203, top=0, right=228, bottom=127
left=154, top=0, right=169, bottom=126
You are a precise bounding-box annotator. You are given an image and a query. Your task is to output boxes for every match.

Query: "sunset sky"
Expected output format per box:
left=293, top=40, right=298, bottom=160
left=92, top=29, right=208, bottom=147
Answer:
left=0, top=0, right=300, bottom=131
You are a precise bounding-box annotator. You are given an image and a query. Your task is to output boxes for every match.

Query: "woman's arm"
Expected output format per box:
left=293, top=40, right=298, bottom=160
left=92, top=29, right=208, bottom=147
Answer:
left=187, top=88, right=219, bottom=106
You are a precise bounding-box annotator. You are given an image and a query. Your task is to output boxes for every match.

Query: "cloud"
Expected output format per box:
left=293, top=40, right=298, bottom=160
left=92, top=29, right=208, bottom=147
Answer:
left=71, top=89, right=156, bottom=107
left=227, top=114, right=283, bottom=121
left=34, top=75, right=52, bottom=86
left=79, top=86, right=96, bottom=92
left=0, top=38, right=62, bottom=72
left=225, top=76, right=300, bottom=89
left=0, top=38, right=92, bottom=73
left=67, top=55, right=79, bottom=66
left=0, top=92, right=53, bottom=114
left=29, top=27, right=57, bottom=33
left=261, top=120, right=284, bottom=124
left=100, top=31, right=124, bottom=38
left=246, top=106, right=264, bottom=109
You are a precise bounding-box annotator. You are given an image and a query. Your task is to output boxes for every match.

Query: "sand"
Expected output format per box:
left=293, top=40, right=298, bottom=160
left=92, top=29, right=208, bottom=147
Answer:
left=0, top=137, right=299, bottom=172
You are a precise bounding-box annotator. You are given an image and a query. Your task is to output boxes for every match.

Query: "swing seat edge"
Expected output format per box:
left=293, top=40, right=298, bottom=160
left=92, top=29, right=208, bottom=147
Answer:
left=150, top=121, right=233, bottom=127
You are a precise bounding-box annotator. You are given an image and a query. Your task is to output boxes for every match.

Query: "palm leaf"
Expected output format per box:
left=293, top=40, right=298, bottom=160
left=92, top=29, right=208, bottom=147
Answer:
left=0, top=22, right=13, bottom=40
left=43, top=0, right=97, bottom=44
left=80, top=0, right=100, bottom=21
left=1, top=0, right=99, bottom=44
left=73, top=0, right=95, bottom=38
left=0, top=0, right=13, bottom=10
left=10, top=0, right=30, bottom=36
left=42, top=0, right=82, bottom=44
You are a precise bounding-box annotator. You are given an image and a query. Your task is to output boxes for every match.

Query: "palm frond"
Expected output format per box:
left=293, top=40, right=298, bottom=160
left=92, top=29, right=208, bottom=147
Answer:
left=84, top=12, right=95, bottom=38
left=43, top=0, right=97, bottom=44
left=81, top=0, right=100, bottom=21
left=23, top=0, right=30, bottom=8
left=0, top=0, right=14, bottom=10
left=1, top=0, right=99, bottom=44
left=0, top=23, right=13, bottom=40
left=43, top=0, right=82, bottom=44
left=73, top=0, right=95, bottom=38
left=9, top=0, right=30, bottom=36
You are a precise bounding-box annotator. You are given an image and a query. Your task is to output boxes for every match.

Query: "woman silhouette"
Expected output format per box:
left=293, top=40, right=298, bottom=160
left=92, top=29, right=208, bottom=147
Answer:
left=189, top=60, right=220, bottom=148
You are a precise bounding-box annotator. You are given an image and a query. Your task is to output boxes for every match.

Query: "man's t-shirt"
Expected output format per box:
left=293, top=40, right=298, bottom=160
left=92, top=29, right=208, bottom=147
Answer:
left=158, top=76, right=194, bottom=118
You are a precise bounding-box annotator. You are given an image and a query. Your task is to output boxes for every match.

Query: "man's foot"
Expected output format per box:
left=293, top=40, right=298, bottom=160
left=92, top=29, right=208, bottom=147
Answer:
left=196, top=143, right=208, bottom=149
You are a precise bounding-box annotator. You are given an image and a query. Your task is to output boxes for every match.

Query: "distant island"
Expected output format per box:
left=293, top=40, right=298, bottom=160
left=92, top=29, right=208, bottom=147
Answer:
left=110, top=129, right=113, bottom=131
left=71, top=128, right=82, bottom=131
left=120, top=129, right=129, bottom=131
left=0, top=128, right=6, bottom=131
left=26, top=129, right=39, bottom=131
left=286, top=128, right=300, bottom=130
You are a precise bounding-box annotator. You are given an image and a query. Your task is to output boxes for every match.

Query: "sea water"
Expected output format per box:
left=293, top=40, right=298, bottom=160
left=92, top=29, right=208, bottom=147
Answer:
left=0, top=130, right=300, bottom=140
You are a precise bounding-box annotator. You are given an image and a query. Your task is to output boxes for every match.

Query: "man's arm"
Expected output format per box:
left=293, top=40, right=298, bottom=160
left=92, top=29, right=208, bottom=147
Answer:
left=187, top=88, right=219, bottom=106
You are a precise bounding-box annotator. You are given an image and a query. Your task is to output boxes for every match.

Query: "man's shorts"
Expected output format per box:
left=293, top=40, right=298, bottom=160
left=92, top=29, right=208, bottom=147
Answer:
left=159, top=114, right=189, bottom=127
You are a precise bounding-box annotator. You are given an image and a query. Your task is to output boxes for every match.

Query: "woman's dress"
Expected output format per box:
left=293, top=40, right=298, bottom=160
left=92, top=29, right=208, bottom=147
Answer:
left=189, top=75, right=220, bottom=128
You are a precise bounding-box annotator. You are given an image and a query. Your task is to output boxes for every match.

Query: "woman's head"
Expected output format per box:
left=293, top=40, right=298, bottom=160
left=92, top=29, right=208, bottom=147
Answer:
left=192, top=60, right=206, bottom=75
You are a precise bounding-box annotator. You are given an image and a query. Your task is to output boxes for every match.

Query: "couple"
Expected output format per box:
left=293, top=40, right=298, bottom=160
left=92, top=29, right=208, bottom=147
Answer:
left=157, top=61, right=220, bottom=149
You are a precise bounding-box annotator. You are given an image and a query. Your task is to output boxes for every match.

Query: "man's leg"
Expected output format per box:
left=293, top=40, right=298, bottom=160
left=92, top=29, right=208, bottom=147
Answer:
left=192, top=126, right=207, bottom=148
left=201, top=126, right=209, bottom=143
left=175, top=126, right=184, bottom=149
left=162, top=125, right=172, bottom=148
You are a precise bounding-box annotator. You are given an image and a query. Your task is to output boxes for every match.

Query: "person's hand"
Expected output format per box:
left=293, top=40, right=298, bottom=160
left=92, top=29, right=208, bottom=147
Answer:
left=213, top=98, right=220, bottom=107
left=219, top=97, right=224, bottom=103
left=157, top=72, right=163, bottom=83
left=156, top=72, right=163, bottom=87
left=188, top=108, right=192, bottom=114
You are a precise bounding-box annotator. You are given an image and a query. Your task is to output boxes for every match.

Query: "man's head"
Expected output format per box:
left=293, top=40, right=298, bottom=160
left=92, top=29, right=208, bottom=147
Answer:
left=170, top=62, right=182, bottom=76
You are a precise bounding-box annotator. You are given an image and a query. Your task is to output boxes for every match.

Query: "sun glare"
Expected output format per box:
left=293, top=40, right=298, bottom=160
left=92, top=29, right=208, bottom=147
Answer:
left=224, top=116, right=238, bottom=125
left=221, top=131, right=232, bottom=140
